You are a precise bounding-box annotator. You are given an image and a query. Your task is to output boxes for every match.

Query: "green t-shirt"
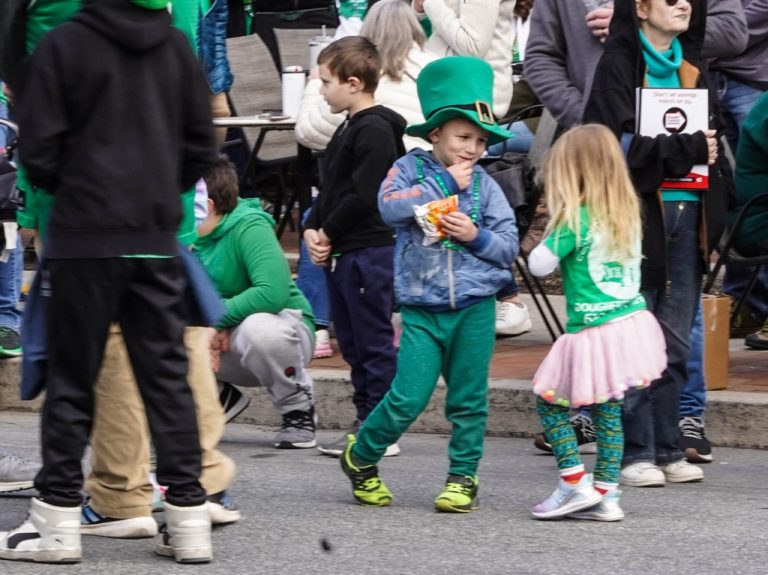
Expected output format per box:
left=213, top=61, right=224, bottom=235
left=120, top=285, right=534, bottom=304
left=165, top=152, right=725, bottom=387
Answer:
left=545, top=208, right=646, bottom=333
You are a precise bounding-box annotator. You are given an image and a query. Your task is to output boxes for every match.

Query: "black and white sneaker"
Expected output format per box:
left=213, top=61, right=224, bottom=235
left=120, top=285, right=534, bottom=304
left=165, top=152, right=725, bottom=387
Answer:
left=218, top=381, right=250, bottom=423
left=679, top=416, right=713, bottom=463
left=533, top=413, right=597, bottom=455
left=274, top=409, right=316, bottom=449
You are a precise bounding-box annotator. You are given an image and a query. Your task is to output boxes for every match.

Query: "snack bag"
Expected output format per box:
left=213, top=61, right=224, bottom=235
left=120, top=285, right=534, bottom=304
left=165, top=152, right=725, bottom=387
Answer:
left=413, top=195, right=458, bottom=245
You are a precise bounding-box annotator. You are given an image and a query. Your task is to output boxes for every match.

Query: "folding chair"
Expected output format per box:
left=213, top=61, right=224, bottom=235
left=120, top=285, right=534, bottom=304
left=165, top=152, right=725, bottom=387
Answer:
left=703, top=192, right=768, bottom=326
left=225, top=34, right=302, bottom=230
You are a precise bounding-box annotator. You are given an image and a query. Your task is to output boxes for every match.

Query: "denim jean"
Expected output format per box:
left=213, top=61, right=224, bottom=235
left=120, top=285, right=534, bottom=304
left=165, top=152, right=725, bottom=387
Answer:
left=486, top=121, right=535, bottom=156
left=296, top=208, right=331, bottom=327
left=0, top=97, right=8, bottom=150
left=722, top=266, right=768, bottom=318
left=622, top=202, right=702, bottom=466
left=0, top=96, right=22, bottom=333
left=680, top=302, right=705, bottom=420
left=713, top=72, right=764, bottom=155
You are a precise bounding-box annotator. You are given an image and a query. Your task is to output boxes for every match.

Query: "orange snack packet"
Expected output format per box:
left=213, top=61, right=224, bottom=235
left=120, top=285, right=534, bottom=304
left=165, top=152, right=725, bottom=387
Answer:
left=413, top=195, right=458, bottom=243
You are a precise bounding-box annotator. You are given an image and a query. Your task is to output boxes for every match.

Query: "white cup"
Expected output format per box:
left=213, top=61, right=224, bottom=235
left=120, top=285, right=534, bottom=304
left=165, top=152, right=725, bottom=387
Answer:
left=282, top=66, right=306, bottom=119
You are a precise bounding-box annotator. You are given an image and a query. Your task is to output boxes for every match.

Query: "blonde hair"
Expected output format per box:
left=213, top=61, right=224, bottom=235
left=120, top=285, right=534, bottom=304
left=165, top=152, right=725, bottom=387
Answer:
left=360, top=0, right=426, bottom=81
left=539, top=124, right=642, bottom=263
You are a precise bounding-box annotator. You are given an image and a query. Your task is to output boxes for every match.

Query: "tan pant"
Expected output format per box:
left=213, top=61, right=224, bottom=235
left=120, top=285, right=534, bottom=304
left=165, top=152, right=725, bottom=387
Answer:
left=211, top=92, right=231, bottom=150
left=85, top=326, right=235, bottom=519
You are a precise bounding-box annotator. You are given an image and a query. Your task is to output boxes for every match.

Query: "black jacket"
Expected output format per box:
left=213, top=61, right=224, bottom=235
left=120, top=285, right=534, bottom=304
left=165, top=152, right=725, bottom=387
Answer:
left=305, top=105, right=406, bottom=254
left=16, top=0, right=216, bottom=258
left=584, top=0, right=734, bottom=289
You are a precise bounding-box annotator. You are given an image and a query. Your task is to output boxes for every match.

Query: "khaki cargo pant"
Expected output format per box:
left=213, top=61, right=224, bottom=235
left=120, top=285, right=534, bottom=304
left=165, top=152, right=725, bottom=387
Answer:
left=85, top=326, right=235, bottom=519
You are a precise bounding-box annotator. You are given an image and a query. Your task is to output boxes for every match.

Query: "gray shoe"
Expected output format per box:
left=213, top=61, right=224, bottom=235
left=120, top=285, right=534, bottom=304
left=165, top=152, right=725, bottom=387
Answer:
left=0, top=451, right=39, bottom=493
left=274, top=409, right=316, bottom=449
left=317, top=420, right=362, bottom=457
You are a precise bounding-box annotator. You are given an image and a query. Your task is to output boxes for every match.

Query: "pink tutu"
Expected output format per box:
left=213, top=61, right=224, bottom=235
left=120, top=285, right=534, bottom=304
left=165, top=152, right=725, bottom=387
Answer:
left=533, top=310, right=667, bottom=408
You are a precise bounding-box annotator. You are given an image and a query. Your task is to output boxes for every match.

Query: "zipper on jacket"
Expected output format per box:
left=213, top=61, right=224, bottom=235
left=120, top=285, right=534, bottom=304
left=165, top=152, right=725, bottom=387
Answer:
left=447, top=249, right=456, bottom=309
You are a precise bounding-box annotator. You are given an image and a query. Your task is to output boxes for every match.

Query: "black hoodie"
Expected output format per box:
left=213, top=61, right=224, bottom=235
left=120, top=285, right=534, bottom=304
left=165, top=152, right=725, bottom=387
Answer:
left=16, top=0, right=216, bottom=258
left=304, top=104, right=406, bottom=254
left=584, top=0, right=734, bottom=290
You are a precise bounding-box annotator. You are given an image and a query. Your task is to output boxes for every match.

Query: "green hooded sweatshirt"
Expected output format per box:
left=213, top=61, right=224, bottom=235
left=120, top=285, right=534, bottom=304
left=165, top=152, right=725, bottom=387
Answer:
left=194, top=198, right=315, bottom=331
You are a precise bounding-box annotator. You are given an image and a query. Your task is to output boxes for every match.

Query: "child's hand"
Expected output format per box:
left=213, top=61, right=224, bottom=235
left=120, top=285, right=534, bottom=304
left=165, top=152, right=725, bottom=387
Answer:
left=704, top=129, right=718, bottom=165
left=441, top=211, right=478, bottom=243
left=304, top=228, right=332, bottom=266
left=210, top=329, right=230, bottom=373
left=446, top=161, right=473, bottom=190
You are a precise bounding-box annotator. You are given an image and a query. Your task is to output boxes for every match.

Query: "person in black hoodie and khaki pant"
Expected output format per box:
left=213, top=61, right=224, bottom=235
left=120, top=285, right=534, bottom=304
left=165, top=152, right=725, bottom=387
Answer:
left=584, top=0, right=733, bottom=488
left=0, top=0, right=217, bottom=564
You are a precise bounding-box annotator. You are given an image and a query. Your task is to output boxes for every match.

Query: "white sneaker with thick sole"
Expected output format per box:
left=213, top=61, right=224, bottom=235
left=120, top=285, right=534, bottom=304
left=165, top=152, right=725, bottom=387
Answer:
left=0, top=498, right=82, bottom=563
left=659, top=460, right=703, bottom=483
left=567, top=490, right=624, bottom=522
left=81, top=504, right=158, bottom=538
left=154, top=502, right=212, bottom=564
left=495, top=301, right=532, bottom=336
left=619, top=461, right=666, bottom=487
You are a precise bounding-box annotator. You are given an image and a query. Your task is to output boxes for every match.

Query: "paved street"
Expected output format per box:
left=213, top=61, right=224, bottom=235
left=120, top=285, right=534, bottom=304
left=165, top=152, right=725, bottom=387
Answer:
left=1, top=411, right=766, bottom=575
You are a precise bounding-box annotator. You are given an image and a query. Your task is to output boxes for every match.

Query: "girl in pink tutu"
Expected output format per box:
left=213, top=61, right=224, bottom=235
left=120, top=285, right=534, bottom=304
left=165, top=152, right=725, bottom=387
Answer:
left=527, top=124, right=666, bottom=521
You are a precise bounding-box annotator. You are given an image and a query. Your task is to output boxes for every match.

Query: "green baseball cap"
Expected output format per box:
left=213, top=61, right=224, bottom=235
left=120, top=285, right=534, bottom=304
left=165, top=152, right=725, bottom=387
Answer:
left=406, top=56, right=513, bottom=146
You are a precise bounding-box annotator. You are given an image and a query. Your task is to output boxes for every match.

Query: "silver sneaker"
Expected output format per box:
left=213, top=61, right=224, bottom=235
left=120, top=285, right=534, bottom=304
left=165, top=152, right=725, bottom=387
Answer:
left=317, top=420, right=399, bottom=457
left=567, top=490, right=625, bottom=522
left=531, top=474, right=603, bottom=520
left=0, top=451, right=39, bottom=493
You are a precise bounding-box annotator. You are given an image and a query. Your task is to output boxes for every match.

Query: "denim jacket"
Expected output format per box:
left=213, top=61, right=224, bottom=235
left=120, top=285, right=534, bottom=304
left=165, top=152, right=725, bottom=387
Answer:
left=378, top=149, right=518, bottom=311
left=199, top=0, right=233, bottom=94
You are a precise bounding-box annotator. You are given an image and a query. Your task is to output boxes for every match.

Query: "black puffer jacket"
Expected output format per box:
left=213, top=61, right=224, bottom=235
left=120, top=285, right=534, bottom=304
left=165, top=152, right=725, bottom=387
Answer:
left=584, top=0, right=734, bottom=290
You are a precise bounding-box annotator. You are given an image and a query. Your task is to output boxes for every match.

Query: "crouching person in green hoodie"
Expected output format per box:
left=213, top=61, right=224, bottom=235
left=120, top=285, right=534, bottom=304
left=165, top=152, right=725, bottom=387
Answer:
left=195, top=156, right=317, bottom=449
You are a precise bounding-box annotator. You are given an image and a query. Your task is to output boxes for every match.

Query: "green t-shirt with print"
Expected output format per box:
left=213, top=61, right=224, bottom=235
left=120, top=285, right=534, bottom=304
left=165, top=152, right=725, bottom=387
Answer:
left=545, top=208, right=646, bottom=333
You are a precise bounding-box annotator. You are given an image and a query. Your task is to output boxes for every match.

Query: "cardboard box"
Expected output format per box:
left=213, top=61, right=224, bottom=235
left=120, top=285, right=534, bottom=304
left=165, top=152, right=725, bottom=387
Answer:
left=702, top=294, right=731, bottom=390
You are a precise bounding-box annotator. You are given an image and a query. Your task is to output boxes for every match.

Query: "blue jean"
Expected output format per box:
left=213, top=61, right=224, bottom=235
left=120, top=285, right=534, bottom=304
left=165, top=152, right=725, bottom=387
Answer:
left=486, top=121, right=535, bottom=156
left=722, top=266, right=768, bottom=318
left=680, top=303, right=705, bottom=420
left=0, top=95, right=9, bottom=150
left=0, top=97, right=22, bottom=333
left=714, top=72, right=764, bottom=155
left=623, top=202, right=702, bottom=466
left=296, top=208, right=331, bottom=327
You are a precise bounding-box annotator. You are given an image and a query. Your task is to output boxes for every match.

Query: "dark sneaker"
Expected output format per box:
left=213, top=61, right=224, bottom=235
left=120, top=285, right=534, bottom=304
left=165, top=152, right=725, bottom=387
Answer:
left=434, top=475, right=479, bottom=513
left=533, top=413, right=597, bottom=455
left=206, top=491, right=241, bottom=525
left=679, top=416, right=713, bottom=463
left=0, top=326, right=21, bottom=358
left=218, top=381, right=250, bottom=423
left=340, top=435, right=392, bottom=506
left=744, top=325, right=768, bottom=350
left=81, top=504, right=158, bottom=538
left=274, top=409, right=316, bottom=449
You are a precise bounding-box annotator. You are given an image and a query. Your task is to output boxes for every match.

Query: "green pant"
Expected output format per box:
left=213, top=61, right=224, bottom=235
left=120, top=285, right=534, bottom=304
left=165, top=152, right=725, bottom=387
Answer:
left=353, top=297, right=495, bottom=477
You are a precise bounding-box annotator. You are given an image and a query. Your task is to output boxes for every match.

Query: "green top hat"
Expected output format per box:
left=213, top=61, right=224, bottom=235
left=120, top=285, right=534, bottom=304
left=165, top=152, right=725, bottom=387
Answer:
left=406, top=56, right=513, bottom=146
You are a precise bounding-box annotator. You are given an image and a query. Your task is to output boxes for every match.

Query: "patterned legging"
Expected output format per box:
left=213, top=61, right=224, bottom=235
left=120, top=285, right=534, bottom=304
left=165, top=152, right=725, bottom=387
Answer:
left=536, top=397, right=624, bottom=485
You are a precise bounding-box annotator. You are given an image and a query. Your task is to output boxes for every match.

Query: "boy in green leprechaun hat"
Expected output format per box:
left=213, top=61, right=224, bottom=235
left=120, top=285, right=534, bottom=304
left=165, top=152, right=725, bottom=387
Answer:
left=339, top=55, right=519, bottom=513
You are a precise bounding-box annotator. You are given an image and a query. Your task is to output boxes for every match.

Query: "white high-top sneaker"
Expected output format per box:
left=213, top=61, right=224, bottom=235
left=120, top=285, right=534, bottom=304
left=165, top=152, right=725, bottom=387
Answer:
left=0, top=498, right=82, bottom=563
left=154, top=501, right=212, bottom=564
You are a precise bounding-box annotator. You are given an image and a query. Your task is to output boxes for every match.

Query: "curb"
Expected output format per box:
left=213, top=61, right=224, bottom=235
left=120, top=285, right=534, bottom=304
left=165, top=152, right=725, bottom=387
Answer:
left=1, top=361, right=766, bottom=449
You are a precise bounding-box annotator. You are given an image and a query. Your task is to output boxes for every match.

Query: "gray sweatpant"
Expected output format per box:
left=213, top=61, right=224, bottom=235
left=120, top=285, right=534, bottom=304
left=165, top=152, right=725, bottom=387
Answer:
left=217, top=310, right=314, bottom=414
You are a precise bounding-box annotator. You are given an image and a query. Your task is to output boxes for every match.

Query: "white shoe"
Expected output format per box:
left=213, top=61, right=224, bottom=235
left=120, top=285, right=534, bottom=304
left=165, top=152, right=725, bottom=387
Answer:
left=313, top=329, right=333, bottom=359
left=567, top=490, right=624, bottom=522
left=531, top=474, right=602, bottom=520
left=619, top=461, right=666, bottom=487
left=383, top=443, right=401, bottom=457
left=0, top=498, right=82, bottom=563
left=495, top=301, right=532, bottom=336
left=659, top=460, right=703, bottom=483
left=155, top=502, right=212, bottom=564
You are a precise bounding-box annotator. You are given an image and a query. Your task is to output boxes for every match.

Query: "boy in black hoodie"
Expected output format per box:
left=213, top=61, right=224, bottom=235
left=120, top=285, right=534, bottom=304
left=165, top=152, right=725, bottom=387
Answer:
left=0, top=0, right=217, bottom=564
left=303, top=36, right=406, bottom=456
